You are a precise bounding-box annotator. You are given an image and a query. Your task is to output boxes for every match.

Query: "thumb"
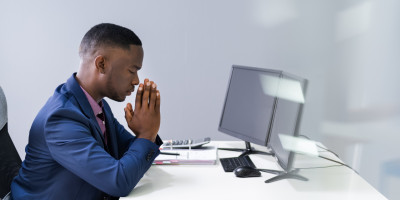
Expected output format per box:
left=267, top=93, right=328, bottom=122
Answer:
left=124, top=105, right=133, bottom=121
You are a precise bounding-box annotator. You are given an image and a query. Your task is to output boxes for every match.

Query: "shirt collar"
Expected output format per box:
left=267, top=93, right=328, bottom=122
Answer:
left=80, top=86, right=103, bottom=116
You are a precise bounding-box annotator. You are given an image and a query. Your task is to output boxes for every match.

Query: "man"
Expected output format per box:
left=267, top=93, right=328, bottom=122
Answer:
left=11, top=23, right=162, bottom=199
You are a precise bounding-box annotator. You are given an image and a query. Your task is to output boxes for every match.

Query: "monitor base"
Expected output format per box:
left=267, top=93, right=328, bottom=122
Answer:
left=218, top=141, right=273, bottom=157
left=263, top=169, right=308, bottom=183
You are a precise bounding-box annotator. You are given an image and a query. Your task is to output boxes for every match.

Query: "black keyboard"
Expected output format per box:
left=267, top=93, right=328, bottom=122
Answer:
left=220, top=155, right=256, bottom=172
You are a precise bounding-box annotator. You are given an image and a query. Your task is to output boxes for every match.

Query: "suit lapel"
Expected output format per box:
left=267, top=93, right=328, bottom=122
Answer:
left=65, top=73, right=106, bottom=149
left=102, top=101, right=119, bottom=159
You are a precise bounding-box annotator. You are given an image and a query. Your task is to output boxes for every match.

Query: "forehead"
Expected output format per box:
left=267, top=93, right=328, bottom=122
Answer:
left=110, top=45, right=143, bottom=67
left=127, top=44, right=143, bottom=57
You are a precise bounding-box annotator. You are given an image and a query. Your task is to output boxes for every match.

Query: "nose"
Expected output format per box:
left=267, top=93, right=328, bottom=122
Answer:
left=132, top=73, right=139, bottom=86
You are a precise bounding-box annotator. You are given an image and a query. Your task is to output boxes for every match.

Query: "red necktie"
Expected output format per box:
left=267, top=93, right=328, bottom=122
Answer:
left=96, top=111, right=107, bottom=145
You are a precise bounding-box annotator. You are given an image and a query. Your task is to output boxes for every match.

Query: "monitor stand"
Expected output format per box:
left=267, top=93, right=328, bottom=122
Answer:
left=218, top=141, right=272, bottom=157
left=259, top=168, right=308, bottom=183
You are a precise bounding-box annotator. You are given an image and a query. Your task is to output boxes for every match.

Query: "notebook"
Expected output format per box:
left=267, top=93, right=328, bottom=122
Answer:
left=154, top=146, right=217, bottom=165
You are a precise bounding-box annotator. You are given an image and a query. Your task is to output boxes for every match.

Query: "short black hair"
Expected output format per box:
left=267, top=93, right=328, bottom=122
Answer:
left=79, top=23, right=142, bottom=57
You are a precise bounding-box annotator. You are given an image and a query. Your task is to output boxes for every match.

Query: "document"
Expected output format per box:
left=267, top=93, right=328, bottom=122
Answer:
left=154, top=146, right=217, bottom=165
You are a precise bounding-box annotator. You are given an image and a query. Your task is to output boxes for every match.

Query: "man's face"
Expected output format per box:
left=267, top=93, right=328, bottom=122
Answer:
left=104, top=45, right=143, bottom=102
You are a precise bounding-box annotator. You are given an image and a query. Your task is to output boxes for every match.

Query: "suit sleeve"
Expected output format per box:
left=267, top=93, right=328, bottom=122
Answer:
left=44, top=108, right=160, bottom=197
left=113, top=117, right=163, bottom=159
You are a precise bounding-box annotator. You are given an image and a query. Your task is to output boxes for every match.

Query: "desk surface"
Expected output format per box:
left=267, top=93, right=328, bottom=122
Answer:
left=122, top=141, right=387, bottom=200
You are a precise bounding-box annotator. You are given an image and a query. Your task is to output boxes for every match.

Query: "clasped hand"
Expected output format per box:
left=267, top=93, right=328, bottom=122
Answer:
left=124, top=78, right=160, bottom=142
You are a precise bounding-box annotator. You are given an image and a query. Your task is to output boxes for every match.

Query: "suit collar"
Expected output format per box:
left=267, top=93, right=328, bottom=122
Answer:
left=65, top=73, right=119, bottom=158
left=65, top=73, right=96, bottom=121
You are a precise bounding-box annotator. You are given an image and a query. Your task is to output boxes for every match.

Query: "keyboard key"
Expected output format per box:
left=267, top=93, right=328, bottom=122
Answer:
left=220, top=155, right=256, bottom=172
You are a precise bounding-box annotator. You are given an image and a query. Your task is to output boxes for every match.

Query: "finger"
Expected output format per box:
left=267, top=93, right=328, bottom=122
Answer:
left=142, top=79, right=151, bottom=108
left=124, top=103, right=133, bottom=121
left=155, top=90, right=160, bottom=113
left=129, top=103, right=134, bottom=115
left=135, top=83, right=144, bottom=110
left=149, top=83, right=157, bottom=109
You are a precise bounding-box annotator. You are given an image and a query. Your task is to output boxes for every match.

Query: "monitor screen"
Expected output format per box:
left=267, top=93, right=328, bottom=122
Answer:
left=218, top=65, right=282, bottom=147
left=268, top=72, right=308, bottom=171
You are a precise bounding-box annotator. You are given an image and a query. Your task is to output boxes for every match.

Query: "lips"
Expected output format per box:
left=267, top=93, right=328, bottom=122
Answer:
left=127, top=88, right=135, bottom=96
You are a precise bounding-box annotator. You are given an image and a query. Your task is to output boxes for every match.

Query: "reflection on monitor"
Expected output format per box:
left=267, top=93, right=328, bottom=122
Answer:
left=260, top=71, right=309, bottom=183
left=268, top=72, right=308, bottom=173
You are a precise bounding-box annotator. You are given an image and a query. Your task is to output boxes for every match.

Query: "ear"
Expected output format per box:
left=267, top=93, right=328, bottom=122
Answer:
left=94, top=55, right=106, bottom=74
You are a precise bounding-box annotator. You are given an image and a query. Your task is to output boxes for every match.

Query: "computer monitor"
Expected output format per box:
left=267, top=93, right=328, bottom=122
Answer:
left=218, top=65, right=309, bottom=182
left=218, top=65, right=282, bottom=156
left=265, top=71, right=308, bottom=183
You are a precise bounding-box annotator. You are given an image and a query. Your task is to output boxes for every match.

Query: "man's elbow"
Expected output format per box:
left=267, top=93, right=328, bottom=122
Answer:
left=106, top=183, right=137, bottom=197
left=116, top=186, right=134, bottom=197
left=106, top=171, right=141, bottom=197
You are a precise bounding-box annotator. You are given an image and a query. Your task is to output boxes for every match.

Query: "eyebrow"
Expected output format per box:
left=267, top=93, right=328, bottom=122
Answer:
left=131, top=65, right=142, bottom=70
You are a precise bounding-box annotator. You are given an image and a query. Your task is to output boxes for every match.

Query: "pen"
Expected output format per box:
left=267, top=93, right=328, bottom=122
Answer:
left=160, top=151, right=180, bottom=156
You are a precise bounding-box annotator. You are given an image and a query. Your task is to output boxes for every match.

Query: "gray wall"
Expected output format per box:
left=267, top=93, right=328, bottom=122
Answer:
left=1, top=0, right=399, bottom=199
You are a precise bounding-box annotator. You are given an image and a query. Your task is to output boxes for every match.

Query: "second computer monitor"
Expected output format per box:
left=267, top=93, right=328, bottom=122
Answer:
left=267, top=72, right=308, bottom=172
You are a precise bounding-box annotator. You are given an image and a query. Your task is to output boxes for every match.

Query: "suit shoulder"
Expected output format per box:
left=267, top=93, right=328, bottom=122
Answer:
left=37, top=84, right=85, bottom=122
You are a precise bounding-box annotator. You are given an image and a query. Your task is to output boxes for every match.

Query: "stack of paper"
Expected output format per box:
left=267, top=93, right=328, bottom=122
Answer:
left=154, top=146, right=217, bottom=165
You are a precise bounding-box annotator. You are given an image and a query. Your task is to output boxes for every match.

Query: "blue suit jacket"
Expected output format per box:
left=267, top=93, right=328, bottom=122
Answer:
left=11, top=74, right=162, bottom=200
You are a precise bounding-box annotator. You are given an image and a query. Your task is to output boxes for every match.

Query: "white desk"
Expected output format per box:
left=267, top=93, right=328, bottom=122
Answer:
left=122, top=141, right=387, bottom=200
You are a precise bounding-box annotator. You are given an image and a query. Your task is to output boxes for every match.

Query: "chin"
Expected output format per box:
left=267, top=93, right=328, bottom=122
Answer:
left=117, top=97, right=126, bottom=102
left=111, top=95, right=126, bottom=102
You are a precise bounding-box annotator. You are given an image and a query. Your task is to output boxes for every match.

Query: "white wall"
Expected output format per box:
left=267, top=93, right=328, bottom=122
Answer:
left=1, top=0, right=399, bottom=199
